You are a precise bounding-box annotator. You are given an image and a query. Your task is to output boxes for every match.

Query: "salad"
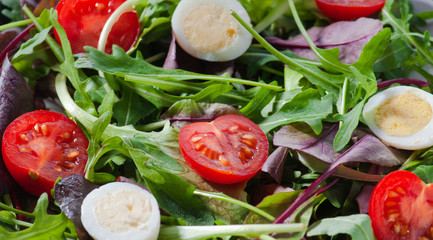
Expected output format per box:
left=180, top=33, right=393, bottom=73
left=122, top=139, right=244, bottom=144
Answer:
left=0, top=0, right=433, bottom=239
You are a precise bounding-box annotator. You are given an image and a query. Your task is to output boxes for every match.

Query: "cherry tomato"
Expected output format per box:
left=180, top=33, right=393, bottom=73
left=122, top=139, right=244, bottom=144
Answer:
left=2, top=110, right=89, bottom=196
left=369, top=170, right=433, bottom=240
left=55, top=0, right=140, bottom=54
left=315, top=0, right=386, bottom=21
left=179, top=115, right=269, bottom=184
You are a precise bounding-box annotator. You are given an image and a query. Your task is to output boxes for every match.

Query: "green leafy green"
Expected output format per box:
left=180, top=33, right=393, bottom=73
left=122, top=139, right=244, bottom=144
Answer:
left=307, top=214, right=375, bottom=240
left=0, top=194, right=76, bottom=240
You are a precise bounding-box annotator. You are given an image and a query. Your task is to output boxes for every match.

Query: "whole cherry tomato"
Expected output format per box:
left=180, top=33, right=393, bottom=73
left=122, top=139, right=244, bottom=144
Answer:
left=55, top=0, right=140, bottom=54
left=2, top=110, right=89, bottom=196
left=369, top=170, right=433, bottom=240
left=315, top=0, right=386, bottom=21
left=179, top=115, right=269, bottom=184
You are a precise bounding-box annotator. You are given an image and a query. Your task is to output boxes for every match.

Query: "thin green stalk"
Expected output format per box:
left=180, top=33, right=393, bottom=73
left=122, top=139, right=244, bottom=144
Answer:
left=287, top=0, right=350, bottom=74
left=125, top=74, right=283, bottom=91
left=382, top=8, right=433, bottom=66
left=232, top=11, right=340, bottom=90
left=0, top=202, right=35, bottom=218
left=254, top=0, right=290, bottom=33
left=0, top=18, right=33, bottom=31
left=193, top=190, right=275, bottom=222
left=22, top=6, right=64, bottom=62
left=0, top=217, right=33, bottom=228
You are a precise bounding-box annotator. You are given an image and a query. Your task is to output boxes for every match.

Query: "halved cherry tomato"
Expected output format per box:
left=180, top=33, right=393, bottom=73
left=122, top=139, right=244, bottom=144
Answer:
left=315, top=0, right=386, bottom=21
left=369, top=170, right=433, bottom=240
left=2, top=110, right=89, bottom=196
left=55, top=0, right=140, bottom=54
left=179, top=115, right=269, bottom=184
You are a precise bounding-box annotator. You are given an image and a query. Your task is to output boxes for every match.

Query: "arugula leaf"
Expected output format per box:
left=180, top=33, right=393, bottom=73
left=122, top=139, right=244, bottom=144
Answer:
left=259, top=89, right=333, bottom=134
left=307, top=214, right=375, bottom=240
left=381, top=0, right=433, bottom=79
left=0, top=194, right=77, bottom=239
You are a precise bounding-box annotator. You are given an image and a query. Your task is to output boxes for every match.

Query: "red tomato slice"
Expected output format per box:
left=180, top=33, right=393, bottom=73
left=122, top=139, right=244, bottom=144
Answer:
left=55, top=0, right=140, bottom=54
left=179, top=115, right=269, bottom=184
left=369, top=170, right=433, bottom=240
left=315, top=0, right=386, bottom=21
left=2, top=110, right=89, bottom=196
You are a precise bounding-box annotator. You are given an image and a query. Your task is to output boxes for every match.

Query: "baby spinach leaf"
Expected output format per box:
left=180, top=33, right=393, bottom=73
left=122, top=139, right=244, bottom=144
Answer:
left=412, top=165, right=433, bottom=184
left=145, top=168, right=215, bottom=226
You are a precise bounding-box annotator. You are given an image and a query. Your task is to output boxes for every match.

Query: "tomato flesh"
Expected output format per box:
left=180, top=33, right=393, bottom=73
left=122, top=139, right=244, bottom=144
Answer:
left=315, top=0, right=386, bottom=21
left=55, top=0, right=140, bottom=54
left=369, top=170, right=433, bottom=240
left=179, top=115, right=269, bottom=184
left=2, top=110, right=89, bottom=196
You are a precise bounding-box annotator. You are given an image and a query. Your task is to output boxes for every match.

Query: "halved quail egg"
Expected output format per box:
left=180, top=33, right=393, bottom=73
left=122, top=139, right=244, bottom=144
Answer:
left=171, top=0, right=252, bottom=62
left=362, top=85, right=433, bottom=150
left=80, top=182, right=160, bottom=240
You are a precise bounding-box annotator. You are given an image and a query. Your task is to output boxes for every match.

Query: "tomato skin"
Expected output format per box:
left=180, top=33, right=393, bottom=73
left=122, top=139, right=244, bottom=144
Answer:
left=2, top=110, right=89, bottom=196
left=55, top=0, right=140, bottom=54
left=315, top=0, right=386, bottom=21
left=179, top=115, right=269, bottom=184
left=369, top=170, right=433, bottom=240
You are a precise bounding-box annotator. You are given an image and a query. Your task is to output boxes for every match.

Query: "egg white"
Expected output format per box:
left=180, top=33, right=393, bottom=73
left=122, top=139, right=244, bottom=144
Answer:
left=171, top=0, right=252, bottom=62
left=81, top=182, right=160, bottom=240
left=362, top=85, right=433, bottom=150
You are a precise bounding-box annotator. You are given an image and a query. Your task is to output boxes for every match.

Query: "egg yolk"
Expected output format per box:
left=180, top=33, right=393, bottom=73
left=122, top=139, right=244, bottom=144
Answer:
left=374, top=91, right=432, bottom=137
left=94, top=190, right=152, bottom=233
left=183, top=4, right=238, bottom=53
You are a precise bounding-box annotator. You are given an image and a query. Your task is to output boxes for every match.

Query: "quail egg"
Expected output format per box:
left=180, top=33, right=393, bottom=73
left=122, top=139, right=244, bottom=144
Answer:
left=171, top=0, right=253, bottom=62
left=80, top=182, right=160, bottom=240
left=362, top=85, right=433, bottom=150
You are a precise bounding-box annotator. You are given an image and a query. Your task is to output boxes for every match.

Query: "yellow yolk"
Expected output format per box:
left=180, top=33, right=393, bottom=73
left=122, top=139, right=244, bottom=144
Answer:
left=183, top=5, right=238, bottom=53
left=374, top=91, right=432, bottom=137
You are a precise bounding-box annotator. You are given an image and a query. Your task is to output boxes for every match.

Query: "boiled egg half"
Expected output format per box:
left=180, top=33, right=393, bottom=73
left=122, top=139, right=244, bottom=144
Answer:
left=81, top=182, right=160, bottom=240
left=362, top=85, right=433, bottom=150
left=171, top=0, right=253, bottom=62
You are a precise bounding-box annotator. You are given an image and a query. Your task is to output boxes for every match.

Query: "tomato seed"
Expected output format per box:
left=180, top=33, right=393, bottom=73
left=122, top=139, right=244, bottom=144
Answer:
left=61, top=132, right=71, bottom=139
left=388, top=190, right=399, bottom=198
left=54, top=166, right=63, bottom=172
left=67, top=150, right=80, bottom=158
left=200, top=147, right=211, bottom=157
left=34, top=123, right=40, bottom=133
left=241, top=134, right=256, bottom=148
left=28, top=170, right=39, bottom=180
left=19, top=134, right=28, bottom=142
left=385, top=201, right=397, bottom=207
left=400, top=224, right=409, bottom=236
left=395, top=186, right=407, bottom=195
left=195, top=143, right=205, bottom=151
left=393, top=221, right=401, bottom=234
left=241, top=146, right=253, bottom=159
left=19, top=147, right=32, bottom=153
left=387, top=213, right=400, bottom=220
left=191, top=136, right=202, bottom=143
left=62, top=162, right=75, bottom=169
left=229, top=125, right=239, bottom=132
left=41, top=124, right=48, bottom=136
left=238, top=151, right=246, bottom=164
left=219, top=156, right=229, bottom=166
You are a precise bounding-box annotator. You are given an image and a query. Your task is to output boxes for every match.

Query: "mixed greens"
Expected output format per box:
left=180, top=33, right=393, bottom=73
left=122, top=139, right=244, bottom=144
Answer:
left=0, top=0, right=433, bottom=239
